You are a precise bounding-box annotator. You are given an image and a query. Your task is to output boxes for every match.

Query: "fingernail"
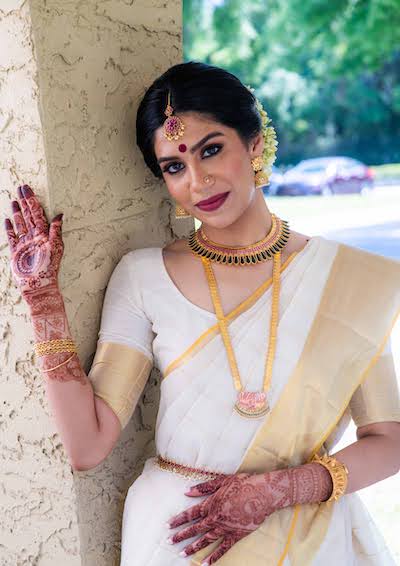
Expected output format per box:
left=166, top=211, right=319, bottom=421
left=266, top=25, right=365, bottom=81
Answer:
left=179, top=550, right=187, bottom=557
left=17, top=186, right=24, bottom=199
left=54, top=213, right=63, bottom=222
left=166, top=537, right=174, bottom=544
left=4, top=218, right=12, bottom=229
left=11, top=201, right=20, bottom=213
left=201, top=562, right=209, bottom=566
left=22, top=185, right=33, bottom=197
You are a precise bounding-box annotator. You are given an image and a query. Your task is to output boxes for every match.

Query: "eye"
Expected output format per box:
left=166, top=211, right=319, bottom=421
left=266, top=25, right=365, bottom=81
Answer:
left=163, top=161, right=184, bottom=175
left=202, top=143, right=222, bottom=158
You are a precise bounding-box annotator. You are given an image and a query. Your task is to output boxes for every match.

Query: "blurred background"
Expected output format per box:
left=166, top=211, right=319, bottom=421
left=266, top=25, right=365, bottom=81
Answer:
left=183, top=0, right=400, bottom=560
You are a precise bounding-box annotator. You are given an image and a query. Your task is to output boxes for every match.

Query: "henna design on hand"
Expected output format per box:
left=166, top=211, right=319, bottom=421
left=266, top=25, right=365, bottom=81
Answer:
left=4, top=185, right=64, bottom=295
left=167, top=463, right=333, bottom=564
left=27, top=284, right=87, bottom=385
left=4, top=185, right=87, bottom=386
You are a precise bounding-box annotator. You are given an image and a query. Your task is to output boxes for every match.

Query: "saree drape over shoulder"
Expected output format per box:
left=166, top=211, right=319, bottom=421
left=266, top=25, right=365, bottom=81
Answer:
left=88, top=236, right=400, bottom=566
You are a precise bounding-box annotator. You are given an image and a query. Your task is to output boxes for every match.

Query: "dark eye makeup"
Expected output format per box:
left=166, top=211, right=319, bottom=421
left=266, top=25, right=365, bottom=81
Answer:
left=162, top=143, right=223, bottom=175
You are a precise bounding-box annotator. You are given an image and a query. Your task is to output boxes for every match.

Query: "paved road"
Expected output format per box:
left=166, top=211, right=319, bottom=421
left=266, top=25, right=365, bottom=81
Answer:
left=324, top=221, right=400, bottom=261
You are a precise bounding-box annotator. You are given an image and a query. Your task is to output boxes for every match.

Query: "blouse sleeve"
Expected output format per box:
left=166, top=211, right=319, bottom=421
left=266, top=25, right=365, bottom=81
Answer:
left=349, top=336, right=400, bottom=428
left=87, top=252, right=155, bottom=430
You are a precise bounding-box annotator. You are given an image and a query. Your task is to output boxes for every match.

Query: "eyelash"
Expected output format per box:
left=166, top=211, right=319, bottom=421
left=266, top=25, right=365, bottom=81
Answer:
left=162, top=144, right=223, bottom=175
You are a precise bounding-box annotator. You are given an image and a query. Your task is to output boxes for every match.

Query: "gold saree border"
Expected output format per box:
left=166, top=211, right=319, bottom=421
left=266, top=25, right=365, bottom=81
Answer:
left=163, top=251, right=298, bottom=379
left=189, top=243, right=400, bottom=566
left=88, top=341, right=153, bottom=429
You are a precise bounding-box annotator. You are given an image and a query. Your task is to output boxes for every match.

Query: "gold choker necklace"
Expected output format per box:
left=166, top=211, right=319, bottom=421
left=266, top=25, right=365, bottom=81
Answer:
left=188, top=214, right=290, bottom=265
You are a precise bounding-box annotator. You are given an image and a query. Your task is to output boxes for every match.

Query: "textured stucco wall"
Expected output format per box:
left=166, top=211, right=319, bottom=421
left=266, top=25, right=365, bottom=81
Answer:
left=0, top=1, right=187, bottom=564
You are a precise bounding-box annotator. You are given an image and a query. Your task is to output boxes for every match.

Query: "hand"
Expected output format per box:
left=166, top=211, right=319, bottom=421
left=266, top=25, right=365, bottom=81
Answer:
left=4, top=185, right=64, bottom=297
left=167, top=472, right=273, bottom=565
left=166, top=463, right=333, bottom=565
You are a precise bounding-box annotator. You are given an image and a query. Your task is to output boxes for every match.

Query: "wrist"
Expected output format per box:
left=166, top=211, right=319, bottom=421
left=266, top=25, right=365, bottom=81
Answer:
left=288, top=463, right=333, bottom=506
left=24, top=284, right=65, bottom=316
left=261, top=463, right=333, bottom=515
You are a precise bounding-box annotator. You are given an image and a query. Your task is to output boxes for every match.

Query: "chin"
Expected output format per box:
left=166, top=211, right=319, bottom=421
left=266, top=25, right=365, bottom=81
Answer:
left=199, top=212, right=240, bottom=231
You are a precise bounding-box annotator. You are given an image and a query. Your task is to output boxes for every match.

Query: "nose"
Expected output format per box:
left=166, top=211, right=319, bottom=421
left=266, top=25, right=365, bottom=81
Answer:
left=186, top=162, right=214, bottom=195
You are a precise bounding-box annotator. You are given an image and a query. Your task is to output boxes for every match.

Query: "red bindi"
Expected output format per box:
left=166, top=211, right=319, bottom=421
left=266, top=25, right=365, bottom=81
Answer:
left=178, top=144, right=187, bottom=153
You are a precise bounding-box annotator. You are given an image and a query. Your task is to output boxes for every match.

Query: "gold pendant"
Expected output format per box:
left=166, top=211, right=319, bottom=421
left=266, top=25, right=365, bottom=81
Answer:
left=234, top=391, right=269, bottom=418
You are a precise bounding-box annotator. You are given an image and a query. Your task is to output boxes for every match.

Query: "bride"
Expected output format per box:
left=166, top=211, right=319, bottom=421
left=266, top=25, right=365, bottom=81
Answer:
left=4, top=61, right=400, bottom=565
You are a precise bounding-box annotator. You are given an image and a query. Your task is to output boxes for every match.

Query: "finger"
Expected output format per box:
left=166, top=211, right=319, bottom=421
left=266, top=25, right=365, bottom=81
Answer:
left=49, top=214, right=63, bottom=243
left=204, top=535, right=239, bottom=565
left=17, top=186, right=35, bottom=235
left=168, top=520, right=209, bottom=544
left=181, top=530, right=221, bottom=557
left=4, top=218, right=18, bottom=250
left=185, top=475, right=228, bottom=497
left=11, top=201, right=28, bottom=236
left=22, top=184, right=48, bottom=235
left=168, top=502, right=205, bottom=529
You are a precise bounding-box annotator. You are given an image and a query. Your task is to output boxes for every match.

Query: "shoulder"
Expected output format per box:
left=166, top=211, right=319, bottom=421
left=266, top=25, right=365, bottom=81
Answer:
left=334, top=240, right=400, bottom=276
left=118, top=246, right=163, bottom=277
left=123, top=246, right=162, bottom=264
left=321, top=239, right=400, bottom=322
left=106, top=247, right=163, bottom=297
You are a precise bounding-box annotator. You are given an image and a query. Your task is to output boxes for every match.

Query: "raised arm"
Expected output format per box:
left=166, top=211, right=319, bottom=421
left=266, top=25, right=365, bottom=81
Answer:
left=4, top=185, right=122, bottom=471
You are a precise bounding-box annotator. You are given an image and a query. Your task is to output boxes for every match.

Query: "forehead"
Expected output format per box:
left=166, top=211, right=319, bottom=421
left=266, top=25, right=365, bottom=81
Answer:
left=153, top=112, right=232, bottom=158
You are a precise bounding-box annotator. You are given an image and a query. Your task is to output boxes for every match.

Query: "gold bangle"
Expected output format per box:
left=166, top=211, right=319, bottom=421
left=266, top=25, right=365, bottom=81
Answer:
left=42, top=353, right=76, bottom=373
left=311, top=453, right=349, bottom=502
left=35, top=339, right=77, bottom=357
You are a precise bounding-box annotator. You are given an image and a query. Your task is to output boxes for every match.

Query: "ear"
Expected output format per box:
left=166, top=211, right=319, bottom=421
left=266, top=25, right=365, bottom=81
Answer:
left=249, top=131, right=264, bottom=159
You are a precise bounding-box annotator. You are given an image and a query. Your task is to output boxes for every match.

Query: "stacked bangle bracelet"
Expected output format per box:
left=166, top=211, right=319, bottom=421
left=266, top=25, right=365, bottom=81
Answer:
left=311, top=453, right=349, bottom=502
left=35, top=339, right=77, bottom=373
left=35, top=338, right=77, bottom=357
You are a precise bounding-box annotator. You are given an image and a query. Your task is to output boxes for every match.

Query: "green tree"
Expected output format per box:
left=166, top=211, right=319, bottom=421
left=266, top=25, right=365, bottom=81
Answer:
left=183, top=0, right=400, bottom=165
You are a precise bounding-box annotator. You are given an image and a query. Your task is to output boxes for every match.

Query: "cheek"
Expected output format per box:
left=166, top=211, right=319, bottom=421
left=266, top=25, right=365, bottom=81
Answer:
left=164, top=176, right=187, bottom=201
left=221, top=151, right=251, bottom=180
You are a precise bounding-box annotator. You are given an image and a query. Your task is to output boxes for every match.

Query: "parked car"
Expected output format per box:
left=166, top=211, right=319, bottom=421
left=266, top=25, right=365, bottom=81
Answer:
left=275, top=157, right=374, bottom=196
left=263, top=166, right=284, bottom=195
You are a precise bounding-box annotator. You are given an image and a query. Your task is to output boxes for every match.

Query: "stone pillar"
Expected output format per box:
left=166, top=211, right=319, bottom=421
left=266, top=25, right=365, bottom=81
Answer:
left=0, top=1, right=187, bottom=565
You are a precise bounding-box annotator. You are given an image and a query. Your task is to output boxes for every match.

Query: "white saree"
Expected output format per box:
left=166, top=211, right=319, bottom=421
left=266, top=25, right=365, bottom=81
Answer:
left=88, top=236, right=400, bottom=566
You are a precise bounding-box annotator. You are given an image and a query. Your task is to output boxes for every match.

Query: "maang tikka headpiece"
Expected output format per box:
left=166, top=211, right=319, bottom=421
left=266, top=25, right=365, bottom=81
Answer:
left=163, top=91, right=185, bottom=141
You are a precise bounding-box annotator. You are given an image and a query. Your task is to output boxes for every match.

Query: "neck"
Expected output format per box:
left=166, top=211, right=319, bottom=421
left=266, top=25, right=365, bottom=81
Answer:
left=200, top=190, right=272, bottom=247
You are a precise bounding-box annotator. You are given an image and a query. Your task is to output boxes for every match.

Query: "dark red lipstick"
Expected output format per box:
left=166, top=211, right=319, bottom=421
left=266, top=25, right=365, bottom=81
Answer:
left=195, top=192, right=230, bottom=211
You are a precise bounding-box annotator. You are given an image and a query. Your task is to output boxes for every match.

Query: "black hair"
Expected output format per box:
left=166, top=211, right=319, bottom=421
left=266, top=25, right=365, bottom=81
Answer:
left=136, top=61, right=262, bottom=178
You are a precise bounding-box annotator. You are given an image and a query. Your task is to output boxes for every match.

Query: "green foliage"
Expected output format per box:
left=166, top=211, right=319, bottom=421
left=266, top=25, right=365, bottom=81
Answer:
left=183, top=0, right=400, bottom=165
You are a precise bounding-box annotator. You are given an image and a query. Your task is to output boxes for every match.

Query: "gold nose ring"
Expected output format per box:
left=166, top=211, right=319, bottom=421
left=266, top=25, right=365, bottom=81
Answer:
left=204, top=175, right=213, bottom=184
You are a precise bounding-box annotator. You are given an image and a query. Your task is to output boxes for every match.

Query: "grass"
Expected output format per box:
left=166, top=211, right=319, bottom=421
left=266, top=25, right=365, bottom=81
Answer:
left=265, top=186, right=399, bottom=221
left=371, top=163, right=400, bottom=181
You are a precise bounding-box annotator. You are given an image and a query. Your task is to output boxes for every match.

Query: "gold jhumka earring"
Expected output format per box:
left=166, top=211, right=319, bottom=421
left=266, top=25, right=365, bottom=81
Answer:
left=175, top=203, right=191, bottom=218
left=251, top=155, right=269, bottom=189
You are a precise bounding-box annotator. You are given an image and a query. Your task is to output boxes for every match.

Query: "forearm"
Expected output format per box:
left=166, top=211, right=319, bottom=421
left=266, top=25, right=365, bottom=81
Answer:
left=332, top=427, right=400, bottom=493
left=26, top=284, right=107, bottom=470
left=263, top=428, right=400, bottom=512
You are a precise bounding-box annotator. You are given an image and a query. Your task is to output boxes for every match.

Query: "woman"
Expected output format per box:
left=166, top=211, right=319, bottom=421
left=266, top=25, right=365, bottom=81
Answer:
left=4, top=62, right=400, bottom=566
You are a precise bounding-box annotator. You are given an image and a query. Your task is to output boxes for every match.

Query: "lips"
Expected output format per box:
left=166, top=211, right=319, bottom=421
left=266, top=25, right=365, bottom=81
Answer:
left=196, top=192, right=230, bottom=206
left=195, top=192, right=230, bottom=212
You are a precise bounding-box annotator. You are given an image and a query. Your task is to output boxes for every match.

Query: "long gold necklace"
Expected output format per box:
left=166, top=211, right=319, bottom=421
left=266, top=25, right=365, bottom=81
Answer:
left=201, top=251, right=282, bottom=418
left=188, top=214, right=289, bottom=265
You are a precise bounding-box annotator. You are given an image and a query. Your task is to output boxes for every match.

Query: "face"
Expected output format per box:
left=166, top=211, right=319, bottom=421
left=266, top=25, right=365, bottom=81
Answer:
left=153, top=112, right=264, bottom=229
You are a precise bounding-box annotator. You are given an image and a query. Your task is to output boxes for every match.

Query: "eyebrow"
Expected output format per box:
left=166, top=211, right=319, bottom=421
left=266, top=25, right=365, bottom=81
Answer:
left=157, top=131, right=225, bottom=164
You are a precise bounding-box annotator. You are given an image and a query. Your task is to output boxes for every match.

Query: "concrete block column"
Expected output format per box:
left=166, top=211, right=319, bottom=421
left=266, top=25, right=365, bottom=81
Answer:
left=0, top=1, right=188, bottom=564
